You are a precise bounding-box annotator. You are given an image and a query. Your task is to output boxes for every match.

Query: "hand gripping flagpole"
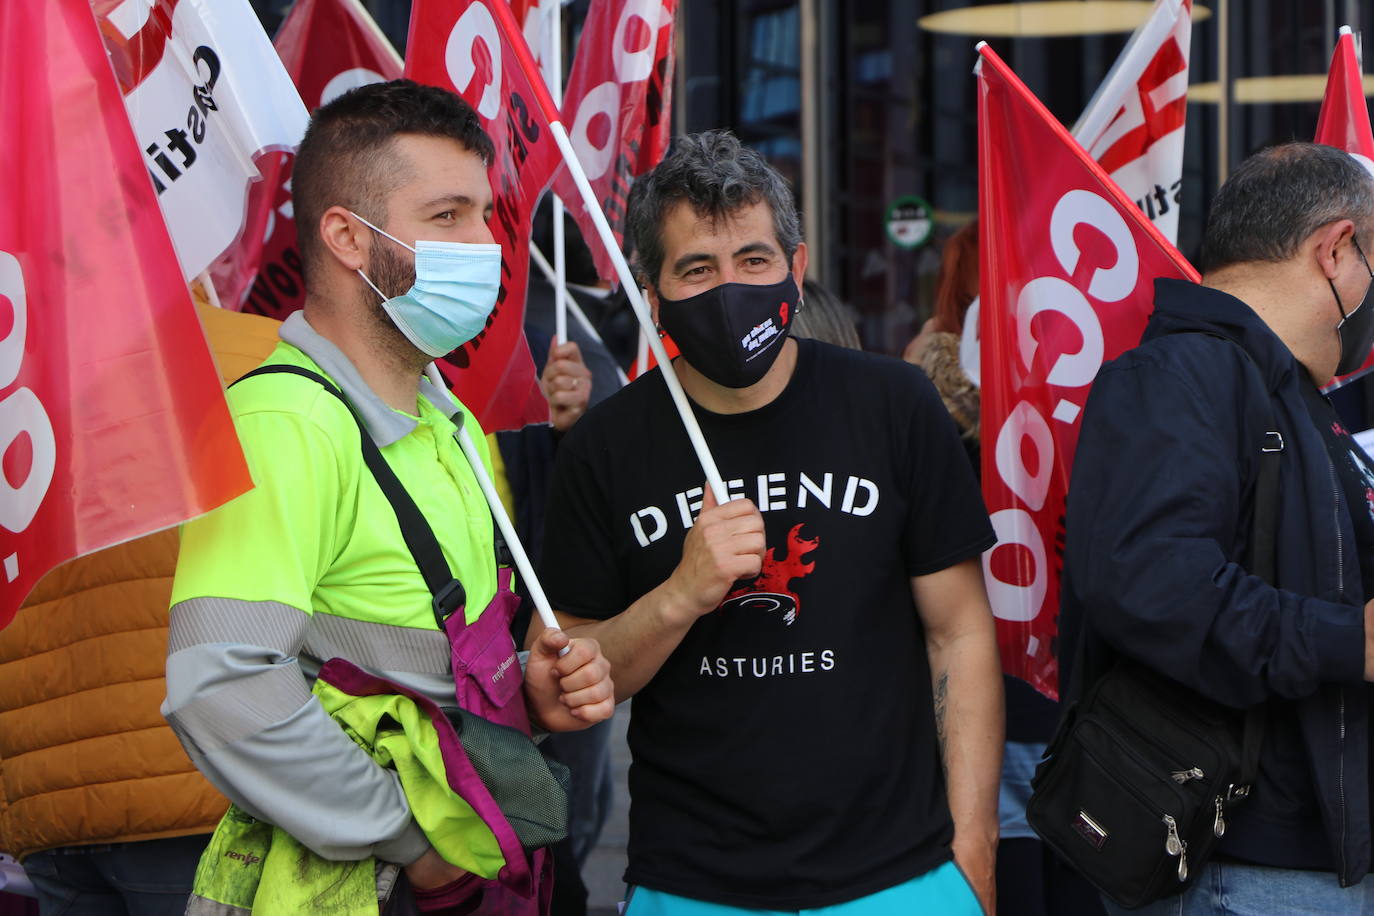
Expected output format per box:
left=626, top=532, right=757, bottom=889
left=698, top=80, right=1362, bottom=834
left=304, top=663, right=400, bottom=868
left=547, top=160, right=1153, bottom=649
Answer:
left=426, top=364, right=567, bottom=652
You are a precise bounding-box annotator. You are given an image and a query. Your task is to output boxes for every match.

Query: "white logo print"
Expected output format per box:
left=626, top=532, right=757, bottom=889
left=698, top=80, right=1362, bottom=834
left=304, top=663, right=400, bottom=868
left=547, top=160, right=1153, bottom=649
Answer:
left=741, top=318, right=778, bottom=355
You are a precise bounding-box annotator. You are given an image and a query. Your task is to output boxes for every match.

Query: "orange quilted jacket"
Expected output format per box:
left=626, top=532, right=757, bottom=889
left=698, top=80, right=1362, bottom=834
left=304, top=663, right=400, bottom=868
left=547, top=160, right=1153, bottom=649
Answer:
left=0, top=304, right=280, bottom=859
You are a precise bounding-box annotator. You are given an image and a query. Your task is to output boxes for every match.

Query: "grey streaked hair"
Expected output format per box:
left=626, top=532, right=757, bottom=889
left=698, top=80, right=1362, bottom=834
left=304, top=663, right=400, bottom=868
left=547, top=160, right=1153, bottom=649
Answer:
left=626, top=130, right=802, bottom=287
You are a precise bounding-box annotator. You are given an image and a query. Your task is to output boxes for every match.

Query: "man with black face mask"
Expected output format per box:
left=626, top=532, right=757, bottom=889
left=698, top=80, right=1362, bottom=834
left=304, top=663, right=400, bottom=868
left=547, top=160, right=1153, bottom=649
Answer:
left=538, top=131, right=1004, bottom=915
left=1062, top=142, right=1374, bottom=913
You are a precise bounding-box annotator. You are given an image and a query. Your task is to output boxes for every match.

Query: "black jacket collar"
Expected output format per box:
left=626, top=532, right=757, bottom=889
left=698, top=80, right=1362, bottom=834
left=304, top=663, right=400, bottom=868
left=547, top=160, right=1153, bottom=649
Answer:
left=1144, top=278, right=1302, bottom=394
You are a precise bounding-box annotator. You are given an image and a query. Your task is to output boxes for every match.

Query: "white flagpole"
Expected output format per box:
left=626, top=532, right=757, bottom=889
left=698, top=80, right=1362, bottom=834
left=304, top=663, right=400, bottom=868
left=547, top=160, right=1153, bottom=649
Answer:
left=546, top=118, right=729, bottom=503
left=548, top=3, right=569, bottom=346
left=426, top=364, right=566, bottom=645
left=636, top=327, right=649, bottom=378
left=195, top=271, right=224, bottom=309
left=530, top=243, right=631, bottom=386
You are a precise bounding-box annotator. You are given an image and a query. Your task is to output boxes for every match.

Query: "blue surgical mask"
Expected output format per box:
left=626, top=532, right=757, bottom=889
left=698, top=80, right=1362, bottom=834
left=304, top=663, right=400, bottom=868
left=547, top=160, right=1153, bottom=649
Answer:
left=351, top=211, right=503, bottom=358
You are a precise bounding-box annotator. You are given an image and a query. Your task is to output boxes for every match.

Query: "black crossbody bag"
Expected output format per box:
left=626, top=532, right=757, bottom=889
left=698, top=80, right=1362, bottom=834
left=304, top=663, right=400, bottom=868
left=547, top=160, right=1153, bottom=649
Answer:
left=1026, top=344, right=1279, bottom=910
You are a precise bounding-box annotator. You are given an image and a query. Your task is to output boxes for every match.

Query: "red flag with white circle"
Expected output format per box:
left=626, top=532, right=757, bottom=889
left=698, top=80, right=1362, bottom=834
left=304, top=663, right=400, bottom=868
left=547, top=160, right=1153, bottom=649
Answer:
left=405, top=0, right=559, bottom=431
left=977, top=43, right=1199, bottom=698
left=0, top=0, right=251, bottom=628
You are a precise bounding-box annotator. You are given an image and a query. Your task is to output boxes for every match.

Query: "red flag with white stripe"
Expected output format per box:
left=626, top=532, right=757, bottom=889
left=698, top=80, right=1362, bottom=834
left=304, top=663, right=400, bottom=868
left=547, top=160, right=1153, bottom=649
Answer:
left=94, top=0, right=308, bottom=281
left=1071, top=0, right=1193, bottom=244
left=977, top=43, right=1199, bottom=698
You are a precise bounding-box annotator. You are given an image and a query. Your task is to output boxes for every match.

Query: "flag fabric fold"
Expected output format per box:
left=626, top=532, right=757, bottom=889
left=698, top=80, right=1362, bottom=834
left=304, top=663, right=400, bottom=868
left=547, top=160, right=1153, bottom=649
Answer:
left=96, top=0, right=309, bottom=281
left=211, top=0, right=403, bottom=317
left=977, top=43, right=1199, bottom=697
left=554, top=0, right=677, bottom=284
left=1071, top=0, right=1193, bottom=244
left=0, top=0, right=251, bottom=628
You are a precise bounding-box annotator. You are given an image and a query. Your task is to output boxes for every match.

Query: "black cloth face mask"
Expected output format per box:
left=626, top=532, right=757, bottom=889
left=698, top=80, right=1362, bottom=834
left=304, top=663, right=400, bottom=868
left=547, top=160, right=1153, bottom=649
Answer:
left=1331, top=234, right=1374, bottom=377
left=656, top=275, right=800, bottom=389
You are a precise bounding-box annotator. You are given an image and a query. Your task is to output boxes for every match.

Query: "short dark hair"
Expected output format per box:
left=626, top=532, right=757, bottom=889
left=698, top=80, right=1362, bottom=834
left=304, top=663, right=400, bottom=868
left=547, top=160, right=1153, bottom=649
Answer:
left=626, top=130, right=802, bottom=287
left=1199, top=142, right=1374, bottom=273
left=292, top=79, right=495, bottom=283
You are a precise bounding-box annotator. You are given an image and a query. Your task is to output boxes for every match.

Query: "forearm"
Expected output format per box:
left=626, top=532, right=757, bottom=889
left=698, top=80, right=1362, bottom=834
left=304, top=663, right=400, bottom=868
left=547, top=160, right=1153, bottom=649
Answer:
left=928, top=618, right=1004, bottom=890
left=164, top=603, right=427, bottom=864
left=557, top=580, right=700, bottom=701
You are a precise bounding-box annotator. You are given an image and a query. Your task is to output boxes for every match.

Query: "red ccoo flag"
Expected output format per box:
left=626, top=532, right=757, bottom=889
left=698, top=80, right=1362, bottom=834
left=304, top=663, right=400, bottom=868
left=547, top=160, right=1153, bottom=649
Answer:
left=976, top=43, right=1199, bottom=698
left=405, top=0, right=559, bottom=431
left=554, top=0, right=677, bottom=284
left=0, top=0, right=252, bottom=628
left=1317, top=26, right=1374, bottom=391
left=211, top=0, right=403, bottom=318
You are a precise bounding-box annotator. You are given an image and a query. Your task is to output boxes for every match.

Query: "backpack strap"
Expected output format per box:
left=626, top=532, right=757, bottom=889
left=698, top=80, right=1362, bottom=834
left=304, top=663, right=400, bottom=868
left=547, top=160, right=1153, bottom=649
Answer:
left=231, top=364, right=466, bottom=628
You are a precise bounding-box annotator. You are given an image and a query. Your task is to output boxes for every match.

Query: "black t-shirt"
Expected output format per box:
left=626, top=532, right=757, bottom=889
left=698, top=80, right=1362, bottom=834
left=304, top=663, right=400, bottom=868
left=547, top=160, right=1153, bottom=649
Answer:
left=541, top=338, right=996, bottom=909
left=1299, top=380, right=1374, bottom=599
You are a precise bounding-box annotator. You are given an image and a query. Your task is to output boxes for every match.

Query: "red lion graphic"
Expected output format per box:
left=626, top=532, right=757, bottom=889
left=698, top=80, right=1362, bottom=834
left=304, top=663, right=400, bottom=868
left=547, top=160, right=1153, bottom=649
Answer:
left=721, top=524, right=820, bottom=625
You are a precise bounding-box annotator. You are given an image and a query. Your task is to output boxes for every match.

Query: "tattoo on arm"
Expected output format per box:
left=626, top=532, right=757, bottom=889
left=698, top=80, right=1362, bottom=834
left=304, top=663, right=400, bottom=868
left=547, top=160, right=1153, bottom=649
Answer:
left=933, top=670, right=950, bottom=768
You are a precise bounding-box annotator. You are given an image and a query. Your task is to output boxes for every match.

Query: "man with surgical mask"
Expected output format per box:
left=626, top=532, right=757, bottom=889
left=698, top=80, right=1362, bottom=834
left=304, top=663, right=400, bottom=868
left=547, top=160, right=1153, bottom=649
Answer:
left=163, top=80, right=613, bottom=907
left=537, top=131, right=1004, bottom=915
left=1062, top=142, right=1374, bottom=913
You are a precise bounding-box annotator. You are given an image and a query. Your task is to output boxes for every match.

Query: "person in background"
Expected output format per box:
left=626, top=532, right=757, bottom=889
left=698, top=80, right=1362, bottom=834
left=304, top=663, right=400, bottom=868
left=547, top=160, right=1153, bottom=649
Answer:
left=902, top=218, right=1104, bottom=916
left=795, top=278, right=862, bottom=350
left=0, top=302, right=279, bottom=916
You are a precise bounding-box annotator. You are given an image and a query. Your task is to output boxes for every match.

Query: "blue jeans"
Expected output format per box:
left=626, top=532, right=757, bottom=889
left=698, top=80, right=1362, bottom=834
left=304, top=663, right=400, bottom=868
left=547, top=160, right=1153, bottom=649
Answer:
left=1102, top=861, right=1374, bottom=916
left=21, top=835, right=209, bottom=916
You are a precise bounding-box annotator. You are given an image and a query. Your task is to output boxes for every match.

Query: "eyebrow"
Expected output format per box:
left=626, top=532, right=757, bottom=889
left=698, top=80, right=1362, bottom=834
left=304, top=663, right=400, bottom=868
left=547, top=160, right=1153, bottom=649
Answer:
left=418, top=194, right=486, bottom=212
left=670, top=241, right=779, bottom=276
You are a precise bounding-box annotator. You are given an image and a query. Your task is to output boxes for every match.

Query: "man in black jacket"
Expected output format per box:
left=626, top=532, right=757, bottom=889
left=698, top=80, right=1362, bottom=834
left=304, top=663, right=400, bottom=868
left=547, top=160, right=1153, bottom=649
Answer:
left=1064, top=142, right=1374, bottom=913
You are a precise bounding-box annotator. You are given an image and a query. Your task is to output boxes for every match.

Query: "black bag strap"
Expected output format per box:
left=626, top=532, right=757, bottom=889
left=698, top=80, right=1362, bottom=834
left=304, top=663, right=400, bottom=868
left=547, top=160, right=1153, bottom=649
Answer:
left=231, top=364, right=466, bottom=627
left=1194, top=332, right=1280, bottom=796
left=1237, top=385, right=1281, bottom=795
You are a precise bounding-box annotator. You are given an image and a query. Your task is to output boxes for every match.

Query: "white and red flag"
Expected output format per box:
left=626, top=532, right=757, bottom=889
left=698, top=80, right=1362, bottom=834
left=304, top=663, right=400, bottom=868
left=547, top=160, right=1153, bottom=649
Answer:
left=1072, top=0, right=1192, bottom=244
left=405, top=0, right=560, bottom=431
left=210, top=0, right=403, bottom=318
left=977, top=43, right=1199, bottom=698
left=94, top=0, right=308, bottom=281
left=1317, top=26, right=1374, bottom=390
left=961, top=0, right=1192, bottom=389
left=554, top=0, right=677, bottom=284
left=0, top=0, right=252, bottom=627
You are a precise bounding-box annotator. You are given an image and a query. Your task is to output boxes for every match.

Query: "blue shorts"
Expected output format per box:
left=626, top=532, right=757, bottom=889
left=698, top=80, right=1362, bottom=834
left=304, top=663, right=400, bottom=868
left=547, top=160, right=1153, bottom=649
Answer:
left=623, top=861, right=982, bottom=915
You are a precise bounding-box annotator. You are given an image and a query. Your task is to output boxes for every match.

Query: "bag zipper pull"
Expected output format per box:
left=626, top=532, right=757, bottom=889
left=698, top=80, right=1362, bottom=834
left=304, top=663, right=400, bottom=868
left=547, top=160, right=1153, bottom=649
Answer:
left=1163, top=814, right=1188, bottom=881
left=1170, top=766, right=1205, bottom=784
left=1213, top=796, right=1226, bottom=838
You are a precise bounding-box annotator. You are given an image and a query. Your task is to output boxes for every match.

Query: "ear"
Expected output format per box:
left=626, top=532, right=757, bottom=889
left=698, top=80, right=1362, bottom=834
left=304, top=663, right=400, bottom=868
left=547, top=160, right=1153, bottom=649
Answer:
left=319, top=205, right=369, bottom=272
left=790, top=241, right=809, bottom=290
left=646, top=282, right=661, bottom=328
left=1314, top=218, right=1355, bottom=281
